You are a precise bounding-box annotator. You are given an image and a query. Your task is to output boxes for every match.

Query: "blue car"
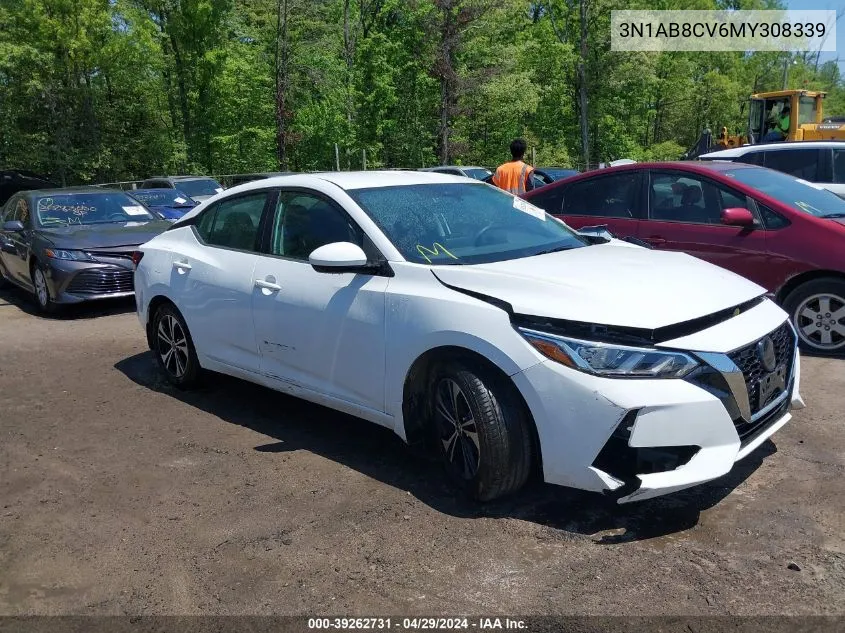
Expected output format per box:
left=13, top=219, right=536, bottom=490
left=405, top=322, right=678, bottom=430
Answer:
left=128, top=189, right=197, bottom=221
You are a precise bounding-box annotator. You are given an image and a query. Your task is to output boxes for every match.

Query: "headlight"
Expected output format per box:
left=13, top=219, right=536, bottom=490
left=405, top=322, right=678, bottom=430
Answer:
left=518, top=327, right=699, bottom=378
left=44, top=248, right=96, bottom=262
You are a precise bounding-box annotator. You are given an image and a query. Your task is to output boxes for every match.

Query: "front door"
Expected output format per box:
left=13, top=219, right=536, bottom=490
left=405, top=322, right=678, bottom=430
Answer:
left=251, top=190, right=388, bottom=413
left=0, top=195, right=34, bottom=286
left=643, top=170, right=771, bottom=285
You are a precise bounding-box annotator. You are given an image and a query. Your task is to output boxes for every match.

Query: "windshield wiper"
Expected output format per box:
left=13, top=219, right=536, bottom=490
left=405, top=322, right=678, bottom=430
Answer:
left=821, top=213, right=845, bottom=219
left=532, top=245, right=574, bottom=257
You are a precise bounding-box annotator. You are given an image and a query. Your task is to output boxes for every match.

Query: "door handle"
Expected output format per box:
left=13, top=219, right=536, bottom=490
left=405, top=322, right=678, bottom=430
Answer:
left=172, top=259, right=192, bottom=271
left=254, top=278, right=282, bottom=292
left=645, top=236, right=666, bottom=245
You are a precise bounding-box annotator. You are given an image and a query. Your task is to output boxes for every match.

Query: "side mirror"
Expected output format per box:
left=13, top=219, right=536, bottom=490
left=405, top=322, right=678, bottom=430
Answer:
left=721, top=207, right=755, bottom=227
left=309, top=242, right=369, bottom=273
left=3, top=220, right=25, bottom=232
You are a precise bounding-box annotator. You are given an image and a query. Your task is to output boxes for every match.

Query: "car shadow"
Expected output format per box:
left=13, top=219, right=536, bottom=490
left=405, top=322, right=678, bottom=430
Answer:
left=115, top=351, right=776, bottom=543
left=0, top=285, right=136, bottom=319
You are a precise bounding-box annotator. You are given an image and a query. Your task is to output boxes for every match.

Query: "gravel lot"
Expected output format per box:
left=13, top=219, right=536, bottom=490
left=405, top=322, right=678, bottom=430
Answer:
left=1, top=287, right=843, bottom=617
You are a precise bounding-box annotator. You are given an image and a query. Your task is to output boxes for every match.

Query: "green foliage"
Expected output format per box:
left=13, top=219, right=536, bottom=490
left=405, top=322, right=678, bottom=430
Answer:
left=0, top=0, right=843, bottom=183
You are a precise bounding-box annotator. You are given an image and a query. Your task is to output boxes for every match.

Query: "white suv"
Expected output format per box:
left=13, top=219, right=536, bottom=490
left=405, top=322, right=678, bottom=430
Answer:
left=134, top=172, right=804, bottom=504
left=700, top=141, right=845, bottom=198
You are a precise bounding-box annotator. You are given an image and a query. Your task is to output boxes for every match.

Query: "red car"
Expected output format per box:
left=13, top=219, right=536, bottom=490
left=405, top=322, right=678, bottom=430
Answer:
left=523, top=161, right=845, bottom=353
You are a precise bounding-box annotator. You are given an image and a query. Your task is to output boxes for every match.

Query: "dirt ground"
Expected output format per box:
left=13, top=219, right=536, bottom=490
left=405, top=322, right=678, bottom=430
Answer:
left=1, top=285, right=843, bottom=617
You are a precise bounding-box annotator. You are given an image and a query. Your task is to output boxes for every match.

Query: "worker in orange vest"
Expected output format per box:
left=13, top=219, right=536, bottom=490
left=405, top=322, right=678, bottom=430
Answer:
left=492, top=138, right=535, bottom=195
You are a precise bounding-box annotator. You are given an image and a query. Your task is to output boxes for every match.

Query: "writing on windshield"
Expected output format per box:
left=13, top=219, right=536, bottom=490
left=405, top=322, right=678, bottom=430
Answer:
left=35, top=193, right=154, bottom=226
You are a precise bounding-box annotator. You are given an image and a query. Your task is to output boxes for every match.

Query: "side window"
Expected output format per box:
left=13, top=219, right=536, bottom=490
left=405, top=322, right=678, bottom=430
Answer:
left=197, top=192, right=267, bottom=251
left=758, top=203, right=791, bottom=229
left=717, top=185, right=747, bottom=210
left=737, top=152, right=763, bottom=166
left=650, top=173, right=710, bottom=223
left=2, top=195, right=21, bottom=222
left=562, top=173, right=639, bottom=218
left=833, top=150, right=845, bottom=184
left=764, top=149, right=819, bottom=181
left=270, top=191, right=361, bottom=261
left=529, top=187, right=564, bottom=214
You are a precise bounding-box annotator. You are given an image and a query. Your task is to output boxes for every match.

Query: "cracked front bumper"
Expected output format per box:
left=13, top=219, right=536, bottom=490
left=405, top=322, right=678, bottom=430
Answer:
left=512, top=300, right=802, bottom=503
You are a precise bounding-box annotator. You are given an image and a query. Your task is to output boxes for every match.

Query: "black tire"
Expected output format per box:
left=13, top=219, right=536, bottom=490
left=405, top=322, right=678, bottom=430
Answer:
left=783, top=277, right=845, bottom=355
left=428, top=361, right=532, bottom=502
left=151, top=303, right=202, bottom=388
left=30, top=261, right=57, bottom=314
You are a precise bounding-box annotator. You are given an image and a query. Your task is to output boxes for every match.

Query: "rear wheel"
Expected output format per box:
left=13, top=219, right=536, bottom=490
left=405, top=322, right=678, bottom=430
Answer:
left=428, top=362, right=532, bottom=502
left=152, top=303, right=201, bottom=388
left=784, top=278, right=845, bottom=354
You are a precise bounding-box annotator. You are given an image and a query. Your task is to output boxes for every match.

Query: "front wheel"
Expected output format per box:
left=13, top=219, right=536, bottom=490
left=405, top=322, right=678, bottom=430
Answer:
left=152, top=303, right=202, bottom=388
left=429, top=362, right=533, bottom=502
left=784, top=278, right=845, bottom=354
left=31, top=263, right=57, bottom=314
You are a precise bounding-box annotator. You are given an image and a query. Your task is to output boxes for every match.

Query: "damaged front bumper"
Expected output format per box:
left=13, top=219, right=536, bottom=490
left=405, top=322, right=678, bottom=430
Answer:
left=512, top=303, right=803, bottom=503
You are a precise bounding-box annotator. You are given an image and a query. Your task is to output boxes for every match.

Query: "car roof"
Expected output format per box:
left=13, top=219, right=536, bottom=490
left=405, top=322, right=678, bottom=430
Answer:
left=420, top=165, right=488, bottom=171
left=312, top=170, right=477, bottom=190
left=22, top=186, right=127, bottom=197
left=701, top=140, right=845, bottom=158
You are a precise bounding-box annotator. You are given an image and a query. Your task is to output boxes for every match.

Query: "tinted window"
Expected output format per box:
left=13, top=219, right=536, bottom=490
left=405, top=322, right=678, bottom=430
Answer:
left=758, top=204, right=790, bottom=229
left=649, top=172, right=747, bottom=224
left=463, top=168, right=492, bottom=180
left=724, top=166, right=845, bottom=217
left=764, top=149, right=819, bottom=181
left=175, top=178, right=223, bottom=197
left=197, top=192, right=267, bottom=251
left=270, top=192, right=361, bottom=260
left=562, top=173, right=639, bottom=218
left=142, top=180, right=169, bottom=189
left=833, top=150, right=845, bottom=184
left=34, top=192, right=155, bottom=226
left=737, top=152, right=763, bottom=166
left=12, top=197, right=31, bottom=225
left=349, top=183, right=586, bottom=265
left=529, top=187, right=564, bottom=214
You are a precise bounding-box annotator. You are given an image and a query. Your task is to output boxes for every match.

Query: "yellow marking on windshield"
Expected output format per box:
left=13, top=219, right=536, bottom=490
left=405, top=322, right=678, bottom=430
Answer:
left=416, top=242, right=459, bottom=264
left=796, top=201, right=823, bottom=215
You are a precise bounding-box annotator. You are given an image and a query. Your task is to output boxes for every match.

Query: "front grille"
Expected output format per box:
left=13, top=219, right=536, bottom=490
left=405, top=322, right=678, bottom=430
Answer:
left=727, top=321, right=796, bottom=416
left=86, top=250, right=135, bottom=261
left=66, top=269, right=134, bottom=295
left=734, top=394, right=791, bottom=444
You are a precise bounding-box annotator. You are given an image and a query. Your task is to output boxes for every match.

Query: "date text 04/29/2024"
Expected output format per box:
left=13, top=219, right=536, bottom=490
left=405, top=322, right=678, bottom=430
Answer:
left=307, top=618, right=527, bottom=630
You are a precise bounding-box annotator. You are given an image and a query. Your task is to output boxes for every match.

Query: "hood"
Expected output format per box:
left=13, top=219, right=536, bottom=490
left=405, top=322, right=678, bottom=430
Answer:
left=432, top=243, right=765, bottom=330
left=37, top=220, right=171, bottom=250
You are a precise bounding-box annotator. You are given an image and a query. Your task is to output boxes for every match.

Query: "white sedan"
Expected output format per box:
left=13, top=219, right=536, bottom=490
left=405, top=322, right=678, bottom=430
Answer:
left=134, top=171, right=804, bottom=503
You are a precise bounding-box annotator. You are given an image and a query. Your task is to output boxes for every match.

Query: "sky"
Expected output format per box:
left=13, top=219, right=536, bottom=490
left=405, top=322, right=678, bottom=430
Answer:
left=785, top=0, right=843, bottom=67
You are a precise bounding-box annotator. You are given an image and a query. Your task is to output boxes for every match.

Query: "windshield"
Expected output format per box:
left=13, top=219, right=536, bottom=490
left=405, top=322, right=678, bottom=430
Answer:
left=463, top=168, right=492, bottom=181
left=723, top=167, right=845, bottom=217
left=35, top=192, right=156, bottom=226
left=174, top=178, right=222, bottom=197
left=130, top=189, right=195, bottom=207
left=543, top=168, right=579, bottom=181
left=349, top=183, right=586, bottom=265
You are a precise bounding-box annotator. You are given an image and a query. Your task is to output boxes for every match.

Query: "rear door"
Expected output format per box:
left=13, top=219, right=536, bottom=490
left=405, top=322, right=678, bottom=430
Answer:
left=529, top=171, right=643, bottom=238
left=642, top=170, right=771, bottom=285
left=171, top=190, right=273, bottom=373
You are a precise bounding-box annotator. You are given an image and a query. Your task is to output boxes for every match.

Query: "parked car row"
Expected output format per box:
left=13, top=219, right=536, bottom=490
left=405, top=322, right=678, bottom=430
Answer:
left=0, top=161, right=827, bottom=508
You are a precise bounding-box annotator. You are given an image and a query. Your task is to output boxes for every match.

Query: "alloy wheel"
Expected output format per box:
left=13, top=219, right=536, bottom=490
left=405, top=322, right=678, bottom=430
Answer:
left=434, top=378, right=481, bottom=480
left=157, top=314, right=190, bottom=378
left=34, top=268, right=49, bottom=307
left=793, top=293, right=845, bottom=351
